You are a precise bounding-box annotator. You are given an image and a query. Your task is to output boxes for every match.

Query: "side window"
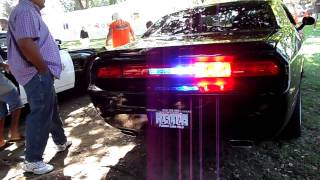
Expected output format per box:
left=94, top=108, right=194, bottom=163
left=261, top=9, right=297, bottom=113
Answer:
left=282, top=4, right=297, bottom=26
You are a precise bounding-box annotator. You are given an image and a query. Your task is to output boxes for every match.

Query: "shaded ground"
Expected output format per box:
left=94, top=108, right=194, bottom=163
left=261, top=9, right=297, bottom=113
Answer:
left=0, top=92, right=136, bottom=180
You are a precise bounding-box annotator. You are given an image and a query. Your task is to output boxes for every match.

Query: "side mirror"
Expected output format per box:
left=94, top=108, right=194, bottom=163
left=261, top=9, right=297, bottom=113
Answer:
left=302, top=16, right=315, bottom=25
left=297, top=16, right=315, bottom=31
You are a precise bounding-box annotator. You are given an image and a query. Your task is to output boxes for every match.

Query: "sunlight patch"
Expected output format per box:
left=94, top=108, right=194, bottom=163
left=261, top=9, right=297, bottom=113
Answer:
left=100, top=143, right=136, bottom=166
left=89, top=128, right=104, bottom=135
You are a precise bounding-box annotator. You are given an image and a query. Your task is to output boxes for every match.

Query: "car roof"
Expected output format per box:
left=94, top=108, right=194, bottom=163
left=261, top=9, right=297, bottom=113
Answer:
left=203, top=0, right=274, bottom=3
left=201, top=0, right=279, bottom=6
left=181, top=0, right=280, bottom=12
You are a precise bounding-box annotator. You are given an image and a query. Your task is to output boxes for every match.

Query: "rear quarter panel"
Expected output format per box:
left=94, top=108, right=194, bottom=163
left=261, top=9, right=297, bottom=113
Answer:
left=270, top=2, right=304, bottom=128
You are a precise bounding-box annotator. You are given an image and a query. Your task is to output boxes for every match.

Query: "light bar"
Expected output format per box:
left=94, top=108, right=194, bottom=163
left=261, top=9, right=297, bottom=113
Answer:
left=148, top=62, right=231, bottom=78
left=175, top=86, right=199, bottom=91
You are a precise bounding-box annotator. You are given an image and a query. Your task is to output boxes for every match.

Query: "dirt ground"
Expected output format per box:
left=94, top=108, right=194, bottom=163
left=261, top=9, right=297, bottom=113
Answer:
left=0, top=92, right=137, bottom=180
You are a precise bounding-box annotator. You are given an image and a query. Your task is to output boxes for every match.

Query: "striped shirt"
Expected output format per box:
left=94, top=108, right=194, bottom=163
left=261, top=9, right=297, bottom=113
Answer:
left=7, top=0, right=61, bottom=86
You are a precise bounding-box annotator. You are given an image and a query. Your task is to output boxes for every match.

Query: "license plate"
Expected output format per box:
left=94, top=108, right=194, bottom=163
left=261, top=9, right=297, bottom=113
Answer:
left=148, top=109, right=190, bottom=129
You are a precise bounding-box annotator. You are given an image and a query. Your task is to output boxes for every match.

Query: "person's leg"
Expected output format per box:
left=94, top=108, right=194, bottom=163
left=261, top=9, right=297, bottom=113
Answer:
left=0, top=117, right=5, bottom=147
left=23, top=73, right=54, bottom=162
left=0, top=102, right=8, bottom=147
left=9, top=108, right=22, bottom=140
left=21, top=73, right=59, bottom=174
left=4, top=89, right=24, bottom=140
left=49, top=84, right=66, bottom=145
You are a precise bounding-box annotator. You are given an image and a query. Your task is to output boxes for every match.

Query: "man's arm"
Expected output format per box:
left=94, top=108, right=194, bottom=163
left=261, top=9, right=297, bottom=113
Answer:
left=106, top=27, right=112, bottom=46
left=17, top=38, right=48, bottom=74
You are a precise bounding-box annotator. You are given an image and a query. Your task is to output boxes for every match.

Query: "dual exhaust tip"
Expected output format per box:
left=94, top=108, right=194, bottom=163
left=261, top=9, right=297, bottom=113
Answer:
left=229, top=140, right=254, bottom=148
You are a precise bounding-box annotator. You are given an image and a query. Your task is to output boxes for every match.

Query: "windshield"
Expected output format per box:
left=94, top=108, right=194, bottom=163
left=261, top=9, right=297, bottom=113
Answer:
left=143, top=1, right=276, bottom=38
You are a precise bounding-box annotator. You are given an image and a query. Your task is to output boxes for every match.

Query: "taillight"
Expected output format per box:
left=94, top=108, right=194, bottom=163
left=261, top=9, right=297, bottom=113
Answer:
left=97, top=67, right=122, bottom=78
left=123, top=65, right=148, bottom=78
left=232, top=61, right=279, bottom=76
left=95, top=55, right=280, bottom=93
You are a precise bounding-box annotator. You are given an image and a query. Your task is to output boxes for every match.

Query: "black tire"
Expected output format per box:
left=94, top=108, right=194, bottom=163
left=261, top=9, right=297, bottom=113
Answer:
left=281, top=89, right=302, bottom=139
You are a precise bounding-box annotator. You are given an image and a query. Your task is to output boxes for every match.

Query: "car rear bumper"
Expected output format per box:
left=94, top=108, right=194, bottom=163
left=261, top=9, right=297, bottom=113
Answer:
left=89, top=86, right=289, bottom=140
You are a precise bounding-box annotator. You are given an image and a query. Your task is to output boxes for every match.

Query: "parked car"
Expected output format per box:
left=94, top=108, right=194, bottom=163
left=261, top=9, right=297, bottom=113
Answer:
left=68, top=48, right=97, bottom=91
left=88, top=0, right=314, bottom=141
left=0, top=31, right=96, bottom=104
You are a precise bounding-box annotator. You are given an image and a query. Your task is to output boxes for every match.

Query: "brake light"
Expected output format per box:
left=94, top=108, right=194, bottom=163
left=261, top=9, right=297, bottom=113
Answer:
left=97, top=67, right=122, bottom=78
left=123, top=65, right=148, bottom=78
left=232, top=61, right=279, bottom=76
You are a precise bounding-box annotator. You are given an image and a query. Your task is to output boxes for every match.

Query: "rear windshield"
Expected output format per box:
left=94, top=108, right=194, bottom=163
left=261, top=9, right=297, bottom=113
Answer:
left=143, top=1, right=276, bottom=37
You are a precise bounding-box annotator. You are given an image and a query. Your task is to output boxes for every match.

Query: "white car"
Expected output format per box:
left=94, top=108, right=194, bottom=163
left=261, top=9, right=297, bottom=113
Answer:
left=0, top=31, right=75, bottom=104
left=18, top=49, right=75, bottom=104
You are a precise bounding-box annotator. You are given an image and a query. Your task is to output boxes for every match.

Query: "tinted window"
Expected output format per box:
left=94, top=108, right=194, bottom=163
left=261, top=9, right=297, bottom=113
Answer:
left=143, top=2, right=276, bottom=37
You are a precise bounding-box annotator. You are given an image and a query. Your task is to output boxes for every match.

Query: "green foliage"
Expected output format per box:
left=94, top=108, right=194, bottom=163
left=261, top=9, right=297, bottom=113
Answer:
left=1, top=0, right=15, bottom=17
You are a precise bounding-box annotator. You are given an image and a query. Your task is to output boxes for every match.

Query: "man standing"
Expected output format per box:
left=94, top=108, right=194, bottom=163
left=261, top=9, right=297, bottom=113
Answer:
left=80, top=26, right=90, bottom=48
left=7, top=0, right=71, bottom=175
left=0, top=54, right=24, bottom=150
left=106, top=12, right=135, bottom=48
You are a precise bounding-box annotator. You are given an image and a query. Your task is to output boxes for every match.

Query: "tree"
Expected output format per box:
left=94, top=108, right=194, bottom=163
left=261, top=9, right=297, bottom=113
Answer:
left=1, top=0, right=15, bottom=17
left=59, top=0, right=126, bottom=12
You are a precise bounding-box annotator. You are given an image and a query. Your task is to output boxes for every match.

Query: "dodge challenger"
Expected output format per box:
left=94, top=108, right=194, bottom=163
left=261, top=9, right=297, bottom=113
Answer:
left=88, top=0, right=314, bottom=141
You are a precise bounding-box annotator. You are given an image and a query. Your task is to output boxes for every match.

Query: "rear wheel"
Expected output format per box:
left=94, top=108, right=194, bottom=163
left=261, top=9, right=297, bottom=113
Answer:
left=281, top=89, right=302, bottom=139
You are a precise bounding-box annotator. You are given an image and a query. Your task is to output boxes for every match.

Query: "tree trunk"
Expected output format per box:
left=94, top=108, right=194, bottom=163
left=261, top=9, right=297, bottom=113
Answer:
left=85, top=0, right=89, bottom=8
left=77, top=0, right=85, bottom=9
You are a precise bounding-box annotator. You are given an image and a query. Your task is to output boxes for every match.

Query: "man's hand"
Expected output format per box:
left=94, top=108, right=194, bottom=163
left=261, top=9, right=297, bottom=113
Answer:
left=38, top=68, right=49, bottom=75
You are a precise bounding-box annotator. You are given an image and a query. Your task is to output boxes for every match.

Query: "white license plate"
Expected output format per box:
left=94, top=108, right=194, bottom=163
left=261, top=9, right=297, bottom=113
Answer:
left=154, top=109, right=189, bottom=129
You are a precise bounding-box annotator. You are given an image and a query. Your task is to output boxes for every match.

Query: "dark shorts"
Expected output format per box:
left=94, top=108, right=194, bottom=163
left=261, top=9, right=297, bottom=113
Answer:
left=0, top=89, right=24, bottom=119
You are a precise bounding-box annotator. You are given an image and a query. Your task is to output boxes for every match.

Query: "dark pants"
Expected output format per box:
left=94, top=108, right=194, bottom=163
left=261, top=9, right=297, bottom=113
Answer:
left=23, top=72, right=66, bottom=162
